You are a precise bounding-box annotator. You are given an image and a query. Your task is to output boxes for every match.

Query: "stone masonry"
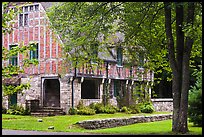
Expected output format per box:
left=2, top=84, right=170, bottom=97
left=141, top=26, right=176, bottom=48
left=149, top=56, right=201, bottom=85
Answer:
left=76, top=114, right=172, bottom=129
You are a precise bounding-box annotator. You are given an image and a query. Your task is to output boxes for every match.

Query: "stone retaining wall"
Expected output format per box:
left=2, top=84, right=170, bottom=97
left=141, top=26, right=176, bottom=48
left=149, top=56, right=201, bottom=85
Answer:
left=76, top=114, right=172, bottom=129
left=151, top=98, right=173, bottom=112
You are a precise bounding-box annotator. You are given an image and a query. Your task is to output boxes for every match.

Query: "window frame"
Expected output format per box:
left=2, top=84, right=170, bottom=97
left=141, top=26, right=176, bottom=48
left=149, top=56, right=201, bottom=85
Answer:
left=30, top=43, right=39, bottom=60
left=9, top=45, right=18, bottom=66
left=116, top=46, right=123, bottom=66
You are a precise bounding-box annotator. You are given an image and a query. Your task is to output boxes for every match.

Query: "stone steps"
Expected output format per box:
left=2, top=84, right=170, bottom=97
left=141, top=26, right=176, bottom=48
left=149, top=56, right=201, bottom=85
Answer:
left=31, top=107, right=65, bottom=117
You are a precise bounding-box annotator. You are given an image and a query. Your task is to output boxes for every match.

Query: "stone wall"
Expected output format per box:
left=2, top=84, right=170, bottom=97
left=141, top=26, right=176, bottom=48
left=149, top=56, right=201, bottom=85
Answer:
left=18, top=76, right=41, bottom=108
left=151, top=98, right=173, bottom=112
left=76, top=114, right=172, bottom=129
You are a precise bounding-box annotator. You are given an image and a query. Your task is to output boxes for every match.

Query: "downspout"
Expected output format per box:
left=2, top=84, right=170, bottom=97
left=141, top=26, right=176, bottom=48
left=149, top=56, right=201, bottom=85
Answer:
left=71, top=62, right=77, bottom=109
left=104, top=61, right=109, bottom=106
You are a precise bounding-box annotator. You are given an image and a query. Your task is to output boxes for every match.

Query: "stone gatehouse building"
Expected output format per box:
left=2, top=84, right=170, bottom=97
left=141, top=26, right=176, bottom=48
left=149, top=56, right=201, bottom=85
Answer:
left=2, top=2, right=172, bottom=113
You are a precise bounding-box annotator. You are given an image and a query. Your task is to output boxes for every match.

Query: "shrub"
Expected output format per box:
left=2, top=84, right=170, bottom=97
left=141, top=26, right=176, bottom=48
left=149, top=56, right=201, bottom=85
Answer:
left=120, top=106, right=128, bottom=113
left=6, top=105, right=30, bottom=115
left=2, top=106, right=7, bottom=114
left=188, top=66, right=202, bottom=127
left=128, top=104, right=141, bottom=114
left=104, top=107, right=116, bottom=114
left=89, top=102, right=105, bottom=114
left=89, top=103, right=118, bottom=114
left=140, top=102, right=154, bottom=113
left=77, top=107, right=96, bottom=115
left=6, top=109, right=15, bottom=115
left=68, top=108, right=78, bottom=115
left=76, top=100, right=84, bottom=110
left=103, top=104, right=117, bottom=114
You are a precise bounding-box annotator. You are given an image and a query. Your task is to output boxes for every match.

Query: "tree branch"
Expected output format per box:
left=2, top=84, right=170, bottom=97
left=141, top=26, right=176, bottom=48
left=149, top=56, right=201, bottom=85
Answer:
left=164, top=2, right=177, bottom=74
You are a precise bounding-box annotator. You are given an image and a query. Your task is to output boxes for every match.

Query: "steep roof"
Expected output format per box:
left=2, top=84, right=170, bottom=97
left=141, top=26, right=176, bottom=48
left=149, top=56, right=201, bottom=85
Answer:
left=12, top=2, right=126, bottom=63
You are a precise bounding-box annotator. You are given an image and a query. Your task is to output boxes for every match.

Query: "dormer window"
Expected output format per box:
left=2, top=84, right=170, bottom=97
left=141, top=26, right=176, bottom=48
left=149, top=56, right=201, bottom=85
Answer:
left=117, top=46, right=123, bottom=66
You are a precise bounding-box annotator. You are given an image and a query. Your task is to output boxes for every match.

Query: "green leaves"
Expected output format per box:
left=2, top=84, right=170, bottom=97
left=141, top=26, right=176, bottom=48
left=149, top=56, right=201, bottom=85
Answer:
left=2, top=2, right=38, bottom=96
left=47, top=2, right=201, bottom=84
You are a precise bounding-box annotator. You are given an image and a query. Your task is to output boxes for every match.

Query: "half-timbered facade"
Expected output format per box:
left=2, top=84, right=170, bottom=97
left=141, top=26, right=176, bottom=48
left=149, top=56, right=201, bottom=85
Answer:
left=2, top=2, right=157, bottom=113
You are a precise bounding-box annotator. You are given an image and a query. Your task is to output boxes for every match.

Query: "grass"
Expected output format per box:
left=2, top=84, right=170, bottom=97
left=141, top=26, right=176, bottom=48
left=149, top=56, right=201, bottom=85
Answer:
left=2, top=112, right=202, bottom=135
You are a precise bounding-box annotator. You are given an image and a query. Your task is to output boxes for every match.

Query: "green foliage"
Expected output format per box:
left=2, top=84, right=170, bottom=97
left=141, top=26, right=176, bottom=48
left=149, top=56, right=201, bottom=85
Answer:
left=120, top=106, right=128, bottom=112
left=68, top=108, right=78, bottom=115
left=76, top=100, right=84, bottom=110
left=89, top=102, right=118, bottom=114
left=77, top=107, right=96, bottom=115
left=139, top=102, right=155, bottom=113
left=2, top=106, right=7, bottom=114
left=127, top=104, right=141, bottom=114
left=89, top=102, right=105, bottom=114
left=188, top=65, right=202, bottom=127
left=6, top=105, right=30, bottom=115
left=2, top=2, right=38, bottom=97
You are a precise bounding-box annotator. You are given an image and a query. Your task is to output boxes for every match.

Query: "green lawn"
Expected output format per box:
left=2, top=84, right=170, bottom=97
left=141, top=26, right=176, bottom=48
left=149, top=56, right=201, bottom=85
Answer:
left=2, top=112, right=202, bottom=135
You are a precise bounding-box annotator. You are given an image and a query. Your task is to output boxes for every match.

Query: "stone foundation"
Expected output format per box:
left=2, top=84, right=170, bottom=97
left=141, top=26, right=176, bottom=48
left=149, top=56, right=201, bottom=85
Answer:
left=151, top=98, right=173, bottom=112
left=76, top=114, right=172, bottom=129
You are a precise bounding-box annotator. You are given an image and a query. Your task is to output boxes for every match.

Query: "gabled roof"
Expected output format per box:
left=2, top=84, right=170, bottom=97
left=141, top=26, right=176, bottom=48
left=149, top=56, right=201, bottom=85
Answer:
left=11, top=2, right=129, bottom=63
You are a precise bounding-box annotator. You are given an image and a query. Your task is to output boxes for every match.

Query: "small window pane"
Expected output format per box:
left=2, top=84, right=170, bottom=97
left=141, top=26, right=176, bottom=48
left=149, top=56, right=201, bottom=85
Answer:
left=117, top=47, right=123, bottom=66
left=30, top=43, right=38, bottom=60
left=19, top=14, right=23, bottom=26
left=24, top=6, right=28, bottom=12
left=35, top=5, right=39, bottom=11
left=24, top=14, right=28, bottom=26
left=30, top=6, right=33, bottom=11
left=9, top=45, right=18, bottom=66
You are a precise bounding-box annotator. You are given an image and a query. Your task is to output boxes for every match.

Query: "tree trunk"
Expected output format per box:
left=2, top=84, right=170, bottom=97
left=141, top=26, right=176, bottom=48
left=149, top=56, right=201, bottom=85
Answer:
left=164, top=2, right=195, bottom=134
left=164, top=2, right=181, bottom=132
left=178, top=2, right=195, bottom=133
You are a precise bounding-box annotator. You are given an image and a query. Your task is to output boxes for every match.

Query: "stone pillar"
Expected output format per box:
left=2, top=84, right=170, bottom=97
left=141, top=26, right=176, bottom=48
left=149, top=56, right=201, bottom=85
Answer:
left=60, top=76, right=71, bottom=114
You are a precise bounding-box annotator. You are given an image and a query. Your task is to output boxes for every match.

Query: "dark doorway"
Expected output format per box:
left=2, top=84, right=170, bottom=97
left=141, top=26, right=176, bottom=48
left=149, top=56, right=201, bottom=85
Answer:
left=81, top=79, right=99, bottom=99
left=9, top=92, right=17, bottom=108
left=43, top=79, right=60, bottom=107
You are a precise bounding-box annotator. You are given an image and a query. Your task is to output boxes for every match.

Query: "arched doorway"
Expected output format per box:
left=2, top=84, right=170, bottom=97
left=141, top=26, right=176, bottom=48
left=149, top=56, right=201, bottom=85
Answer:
left=43, top=79, right=60, bottom=107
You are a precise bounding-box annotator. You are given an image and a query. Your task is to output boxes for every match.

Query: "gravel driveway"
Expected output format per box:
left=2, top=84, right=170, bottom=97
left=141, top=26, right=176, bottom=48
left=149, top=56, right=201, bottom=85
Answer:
left=2, top=129, right=105, bottom=135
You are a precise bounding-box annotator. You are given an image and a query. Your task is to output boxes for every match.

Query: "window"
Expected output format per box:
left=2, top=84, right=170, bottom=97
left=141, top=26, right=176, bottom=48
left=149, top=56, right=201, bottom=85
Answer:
left=30, top=43, right=38, bottom=60
left=19, top=14, right=23, bottom=27
left=24, top=14, right=28, bottom=26
left=35, top=5, right=39, bottom=11
left=130, top=67, right=133, bottom=77
left=24, top=6, right=28, bottom=12
left=30, top=6, right=33, bottom=11
left=117, top=46, right=123, bottom=66
left=139, top=53, right=144, bottom=67
left=19, top=5, right=32, bottom=27
left=114, top=81, right=120, bottom=97
left=9, top=45, right=18, bottom=66
left=81, top=79, right=99, bottom=99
